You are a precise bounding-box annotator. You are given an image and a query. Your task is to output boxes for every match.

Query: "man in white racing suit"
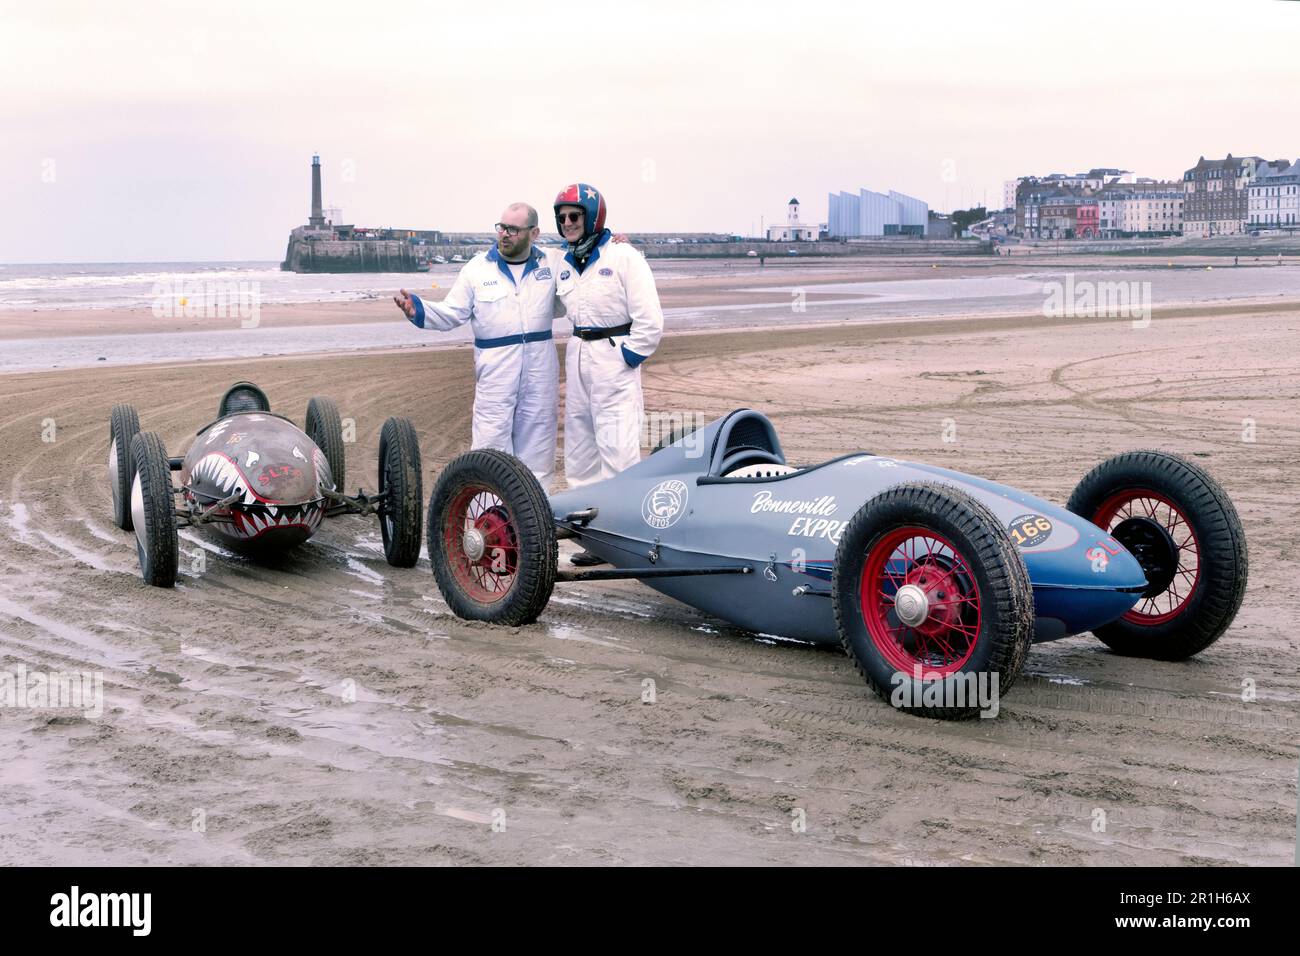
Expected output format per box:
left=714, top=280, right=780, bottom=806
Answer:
left=394, top=202, right=560, bottom=489
left=552, top=183, right=664, bottom=491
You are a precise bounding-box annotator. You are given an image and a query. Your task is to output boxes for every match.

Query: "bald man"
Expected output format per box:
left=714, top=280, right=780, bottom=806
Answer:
left=395, top=203, right=560, bottom=489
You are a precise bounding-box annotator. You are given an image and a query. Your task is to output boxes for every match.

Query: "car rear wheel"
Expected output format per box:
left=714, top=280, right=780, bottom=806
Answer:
left=108, top=403, right=140, bottom=530
left=305, top=397, right=345, bottom=491
left=833, top=482, right=1034, bottom=720
left=378, top=417, right=423, bottom=568
left=427, top=449, right=556, bottom=625
left=1066, top=450, right=1246, bottom=660
left=129, top=431, right=178, bottom=588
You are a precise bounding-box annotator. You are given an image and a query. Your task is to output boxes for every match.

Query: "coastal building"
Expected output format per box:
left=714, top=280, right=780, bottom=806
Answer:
left=1182, top=155, right=1289, bottom=237
left=766, top=198, right=818, bottom=241
left=282, top=154, right=442, bottom=273
left=1098, top=190, right=1126, bottom=238
left=1040, top=168, right=1132, bottom=191
left=1003, top=178, right=1024, bottom=211
left=1038, top=197, right=1098, bottom=239
left=926, top=212, right=953, bottom=239
left=1013, top=168, right=1151, bottom=237
left=827, top=187, right=928, bottom=238
left=1016, top=181, right=1048, bottom=237
left=1096, top=182, right=1183, bottom=237
left=1122, top=184, right=1184, bottom=236
left=1247, top=159, right=1300, bottom=229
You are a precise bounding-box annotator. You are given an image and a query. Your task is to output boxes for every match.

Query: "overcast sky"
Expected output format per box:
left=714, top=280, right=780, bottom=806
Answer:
left=3, top=0, right=1298, bottom=262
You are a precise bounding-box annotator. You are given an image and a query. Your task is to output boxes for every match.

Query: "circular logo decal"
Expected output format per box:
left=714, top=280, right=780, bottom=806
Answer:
left=1008, top=513, right=1053, bottom=549
left=642, top=479, right=688, bottom=530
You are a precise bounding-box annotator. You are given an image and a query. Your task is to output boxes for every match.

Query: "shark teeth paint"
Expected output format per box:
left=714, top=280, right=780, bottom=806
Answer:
left=312, top=447, right=334, bottom=491
left=222, top=501, right=324, bottom=539
left=192, top=452, right=258, bottom=506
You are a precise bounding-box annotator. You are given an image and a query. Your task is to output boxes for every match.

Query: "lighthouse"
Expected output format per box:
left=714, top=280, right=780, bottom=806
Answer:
left=766, top=197, right=816, bottom=241
left=308, top=154, right=325, bottom=229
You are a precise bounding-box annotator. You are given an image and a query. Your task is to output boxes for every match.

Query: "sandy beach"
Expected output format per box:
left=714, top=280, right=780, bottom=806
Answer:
left=7, top=252, right=1298, bottom=342
left=1, top=261, right=1298, bottom=865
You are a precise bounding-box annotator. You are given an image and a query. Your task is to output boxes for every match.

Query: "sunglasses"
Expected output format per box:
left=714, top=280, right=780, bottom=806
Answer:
left=557, top=211, right=585, bottom=224
left=494, top=223, right=527, bottom=237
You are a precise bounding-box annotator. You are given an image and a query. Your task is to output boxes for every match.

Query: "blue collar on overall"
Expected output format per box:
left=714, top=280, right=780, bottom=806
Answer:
left=564, top=229, right=612, bottom=275
left=488, top=243, right=546, bottom=287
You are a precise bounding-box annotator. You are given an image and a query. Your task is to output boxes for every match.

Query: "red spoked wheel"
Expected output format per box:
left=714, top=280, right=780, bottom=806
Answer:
left=428, top=450, right=556, bottom=625
left=1067, top=451, right=1247, bottom=660
left=860, top=527, right=981, bottom=677
left=1092, top=489, right=1199, bottom=625
left=834, top=483, right=1034, bottom=720
left=444, top=488, right=520, bottom=603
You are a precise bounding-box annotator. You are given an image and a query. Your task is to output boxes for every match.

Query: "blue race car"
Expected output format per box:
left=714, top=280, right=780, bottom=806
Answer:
left=425, top=409, right=1247, bottom=719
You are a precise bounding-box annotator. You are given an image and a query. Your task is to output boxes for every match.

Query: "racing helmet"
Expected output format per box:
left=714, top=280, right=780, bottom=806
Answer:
left=553, top=183, right=607, bottom=238
left=218, top=381, right=271, bottom=417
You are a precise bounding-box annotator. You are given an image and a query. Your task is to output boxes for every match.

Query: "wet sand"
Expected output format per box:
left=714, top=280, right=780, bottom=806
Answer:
left=1, top=280, right=1298, bottom=865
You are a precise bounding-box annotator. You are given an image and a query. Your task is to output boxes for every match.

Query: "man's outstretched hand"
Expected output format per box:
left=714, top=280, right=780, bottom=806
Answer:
left=393, top=288, right=415, bottom=318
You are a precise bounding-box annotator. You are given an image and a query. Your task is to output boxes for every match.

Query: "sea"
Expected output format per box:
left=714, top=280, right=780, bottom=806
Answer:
left=0, top=261, right=443, bottom=311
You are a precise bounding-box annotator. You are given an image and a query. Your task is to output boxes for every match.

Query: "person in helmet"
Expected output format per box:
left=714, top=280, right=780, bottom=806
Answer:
left=394, top=202, right=561, bottom=489
left=553, top=182, right=664, bottom=490
left=551, top=183, right=664, bottom=565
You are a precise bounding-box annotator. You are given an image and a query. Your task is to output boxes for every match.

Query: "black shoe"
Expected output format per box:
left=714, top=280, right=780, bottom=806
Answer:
left=569, top=550, right=607, bottom=567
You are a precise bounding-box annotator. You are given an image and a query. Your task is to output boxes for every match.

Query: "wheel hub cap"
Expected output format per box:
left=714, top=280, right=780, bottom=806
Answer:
left=462, top=527, right=486, bottom=561
left=1113, top=515, right=1179, bottom=599
left=894, top=583, right=930, bottom=627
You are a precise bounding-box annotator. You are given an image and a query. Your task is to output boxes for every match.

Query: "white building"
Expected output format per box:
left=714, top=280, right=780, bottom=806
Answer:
left=1123, top=188, right=1183, bottom=235
left=1248, top=160, right=1300, bottom=229
left=827, top=187, right=929, bottom=237
left=1098, top=193, right=1126, bottom=237
left=1003, top=178, right=1024, bottom=211
left=766, top=198, right=818, bottom=241
left=1097, top=184, right=1183, bottom=237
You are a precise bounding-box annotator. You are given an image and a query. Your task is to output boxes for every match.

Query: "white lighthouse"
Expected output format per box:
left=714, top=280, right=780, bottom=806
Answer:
left=767, top=198, right=817, bottom=242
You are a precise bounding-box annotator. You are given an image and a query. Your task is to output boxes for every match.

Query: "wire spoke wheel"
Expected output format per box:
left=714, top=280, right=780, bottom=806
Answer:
left=861, top=528, right=982, bottom=677
left=428, top=450, right=556, bottom=625
left=1067, top=450, right=1247, bottom=660
left=444, top=486, right=521, bottom=603
left=1093, top=489, right=1199, bottom=625
left=834, top=482, right=1034, bottom=720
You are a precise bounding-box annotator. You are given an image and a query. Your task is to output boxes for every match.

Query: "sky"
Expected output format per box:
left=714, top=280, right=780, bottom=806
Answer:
left=2, top=0, right=1299, bottom=262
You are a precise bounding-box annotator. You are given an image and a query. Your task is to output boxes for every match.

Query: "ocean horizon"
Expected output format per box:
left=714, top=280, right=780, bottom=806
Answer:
left=0, top=260, right=467, bottom=311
